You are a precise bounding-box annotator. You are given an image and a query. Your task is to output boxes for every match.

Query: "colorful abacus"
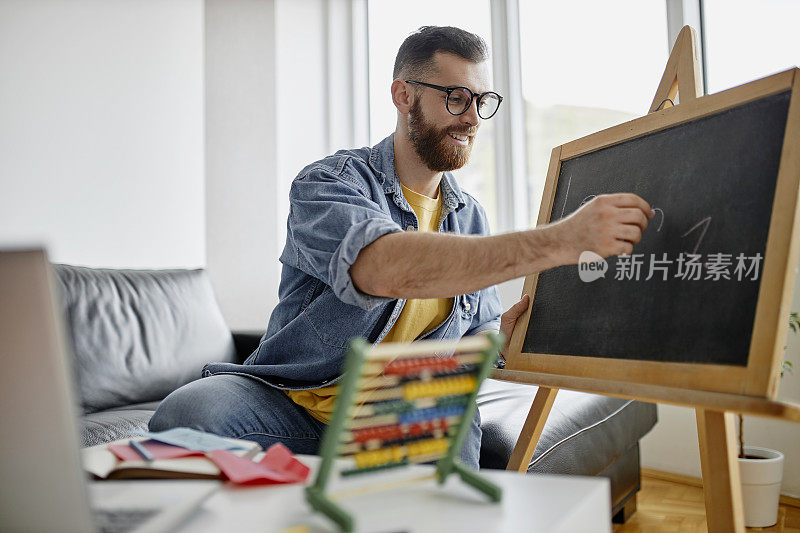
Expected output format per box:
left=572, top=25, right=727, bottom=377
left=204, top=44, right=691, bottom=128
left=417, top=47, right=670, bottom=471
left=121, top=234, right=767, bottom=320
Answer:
left=305, top=333, right=504, bottom=532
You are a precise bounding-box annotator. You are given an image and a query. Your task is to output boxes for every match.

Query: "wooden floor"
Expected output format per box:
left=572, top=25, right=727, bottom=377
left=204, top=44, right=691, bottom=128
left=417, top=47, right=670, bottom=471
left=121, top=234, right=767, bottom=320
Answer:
left=613, top=472, right=800, bottom=533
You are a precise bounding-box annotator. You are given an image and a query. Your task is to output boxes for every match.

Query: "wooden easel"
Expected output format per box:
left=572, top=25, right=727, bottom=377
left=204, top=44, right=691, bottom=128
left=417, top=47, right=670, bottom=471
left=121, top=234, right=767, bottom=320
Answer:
left=501, top=26, right=800, bottom=533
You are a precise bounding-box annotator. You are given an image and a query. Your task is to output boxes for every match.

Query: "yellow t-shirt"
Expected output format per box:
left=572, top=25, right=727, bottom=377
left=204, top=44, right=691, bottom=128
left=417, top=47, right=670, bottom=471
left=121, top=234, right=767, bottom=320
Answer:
left=285, top=183, right=454, bottom=423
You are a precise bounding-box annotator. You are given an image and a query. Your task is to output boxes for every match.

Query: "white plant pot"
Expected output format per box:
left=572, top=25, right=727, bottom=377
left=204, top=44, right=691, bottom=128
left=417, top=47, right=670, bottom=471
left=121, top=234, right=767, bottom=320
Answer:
left=738, top=446, right=784, bottom=527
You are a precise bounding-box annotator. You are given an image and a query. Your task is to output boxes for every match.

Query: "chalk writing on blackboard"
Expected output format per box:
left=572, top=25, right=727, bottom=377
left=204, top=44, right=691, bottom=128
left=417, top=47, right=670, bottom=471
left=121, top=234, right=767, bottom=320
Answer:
left=652, top=208, right=664, bottom=232
left=559, top=176, right=572, bottom=219
left=682, top=216, right=712, bottom=254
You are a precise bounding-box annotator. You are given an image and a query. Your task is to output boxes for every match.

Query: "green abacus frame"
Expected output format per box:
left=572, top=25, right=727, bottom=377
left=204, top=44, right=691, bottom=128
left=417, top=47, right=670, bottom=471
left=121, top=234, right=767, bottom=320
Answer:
left=305, top=333, right=505, bottom=532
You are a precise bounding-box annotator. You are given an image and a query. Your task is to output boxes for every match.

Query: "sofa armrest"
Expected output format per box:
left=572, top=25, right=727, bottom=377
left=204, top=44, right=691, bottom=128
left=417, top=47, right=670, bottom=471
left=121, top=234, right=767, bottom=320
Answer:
left=231, top=331, right=264, bottom=364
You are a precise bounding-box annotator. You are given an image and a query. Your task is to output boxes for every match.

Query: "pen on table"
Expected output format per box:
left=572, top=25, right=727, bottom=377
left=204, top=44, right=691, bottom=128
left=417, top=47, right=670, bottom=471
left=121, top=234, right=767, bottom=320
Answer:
left=129, top=439, right=154, bottom=461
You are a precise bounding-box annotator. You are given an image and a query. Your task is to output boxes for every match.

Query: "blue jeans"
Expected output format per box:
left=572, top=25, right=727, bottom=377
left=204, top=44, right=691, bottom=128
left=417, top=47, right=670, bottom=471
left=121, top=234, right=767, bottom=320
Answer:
left=149, top=374, right=483, bottom=469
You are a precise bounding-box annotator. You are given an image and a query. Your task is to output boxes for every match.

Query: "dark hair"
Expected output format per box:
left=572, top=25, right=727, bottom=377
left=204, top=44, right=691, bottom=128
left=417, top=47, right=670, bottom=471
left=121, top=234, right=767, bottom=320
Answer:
left=392, top=26, right=488, bottom=80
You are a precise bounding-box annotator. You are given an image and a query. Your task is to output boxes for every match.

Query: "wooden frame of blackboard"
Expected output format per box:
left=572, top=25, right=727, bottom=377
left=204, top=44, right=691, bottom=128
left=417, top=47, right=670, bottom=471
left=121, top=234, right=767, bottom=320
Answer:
left=505, top=67, right=800, bottom=400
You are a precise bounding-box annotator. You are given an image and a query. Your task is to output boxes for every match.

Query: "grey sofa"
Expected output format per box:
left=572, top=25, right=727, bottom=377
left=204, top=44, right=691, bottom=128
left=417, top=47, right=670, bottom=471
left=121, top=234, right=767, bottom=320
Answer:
left=55, top=263, right=656, bottom=523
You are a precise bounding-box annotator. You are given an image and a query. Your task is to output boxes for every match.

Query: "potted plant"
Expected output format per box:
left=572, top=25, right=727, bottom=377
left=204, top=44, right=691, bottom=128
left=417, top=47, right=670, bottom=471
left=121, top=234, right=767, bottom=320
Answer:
left=736, top=312, right=796, bottom=527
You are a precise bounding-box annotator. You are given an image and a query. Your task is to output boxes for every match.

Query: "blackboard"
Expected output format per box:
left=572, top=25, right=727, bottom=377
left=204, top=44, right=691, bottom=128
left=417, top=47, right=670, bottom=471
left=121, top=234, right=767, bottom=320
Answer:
left=522, top=90, right=792, bottom=366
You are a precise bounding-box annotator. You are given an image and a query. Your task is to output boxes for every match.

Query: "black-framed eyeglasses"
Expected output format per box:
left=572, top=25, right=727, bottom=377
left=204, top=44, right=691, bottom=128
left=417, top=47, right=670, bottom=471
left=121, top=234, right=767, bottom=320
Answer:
left=406, top=80, right=503, bottom=119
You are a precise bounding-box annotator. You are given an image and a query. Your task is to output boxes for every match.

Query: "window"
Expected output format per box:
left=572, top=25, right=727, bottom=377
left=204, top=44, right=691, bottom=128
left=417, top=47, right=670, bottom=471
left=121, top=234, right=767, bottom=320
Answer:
left=703, top=0, right=800, bottom=95
left=519, top=1, right=669, bottom=224
left=367, top=0, right=498, bottom=230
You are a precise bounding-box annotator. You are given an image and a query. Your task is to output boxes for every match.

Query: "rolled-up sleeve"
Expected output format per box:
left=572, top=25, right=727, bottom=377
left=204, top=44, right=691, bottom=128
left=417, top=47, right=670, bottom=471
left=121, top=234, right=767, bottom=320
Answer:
left=284, top=165, right=404, bottom=310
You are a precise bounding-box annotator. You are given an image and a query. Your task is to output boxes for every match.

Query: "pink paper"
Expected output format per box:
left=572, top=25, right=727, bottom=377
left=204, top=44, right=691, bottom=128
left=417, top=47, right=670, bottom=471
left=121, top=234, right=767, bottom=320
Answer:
left=209, top=444, right=309, bottom=486
left=261, top=443, right=311, bottom=481
left=108, top=441, right=205, bottom=462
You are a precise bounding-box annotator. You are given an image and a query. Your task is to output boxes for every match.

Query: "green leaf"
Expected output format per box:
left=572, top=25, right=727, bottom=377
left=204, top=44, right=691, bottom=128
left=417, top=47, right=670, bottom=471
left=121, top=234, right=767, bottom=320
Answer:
left=781, top=360, right=794, bottom=378
left=790, top=311, right=800, bottom=332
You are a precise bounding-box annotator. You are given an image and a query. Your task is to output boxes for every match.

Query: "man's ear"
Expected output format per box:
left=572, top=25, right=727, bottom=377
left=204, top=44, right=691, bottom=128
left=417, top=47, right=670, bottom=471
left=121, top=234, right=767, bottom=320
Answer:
left=391, top=79, right=413, bottom=115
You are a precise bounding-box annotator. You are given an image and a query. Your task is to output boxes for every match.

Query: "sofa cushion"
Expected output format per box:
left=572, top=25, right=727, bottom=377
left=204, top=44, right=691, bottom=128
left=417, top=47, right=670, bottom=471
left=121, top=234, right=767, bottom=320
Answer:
left=54, top=265, right=235, bottom=414
left=81, top=402, right=160, bottom=447
left=478, top=378, right=657, bottom=474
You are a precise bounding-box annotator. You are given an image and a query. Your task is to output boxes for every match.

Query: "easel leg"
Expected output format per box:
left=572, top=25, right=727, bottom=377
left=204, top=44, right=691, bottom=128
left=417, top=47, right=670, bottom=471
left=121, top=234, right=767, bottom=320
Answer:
left=695, top=409, right=745, bottom=533
left=506, top=386, right=558, bottom=472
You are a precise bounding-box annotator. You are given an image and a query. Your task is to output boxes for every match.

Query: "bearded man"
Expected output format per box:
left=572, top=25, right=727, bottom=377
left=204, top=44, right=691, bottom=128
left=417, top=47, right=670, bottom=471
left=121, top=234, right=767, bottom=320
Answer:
left=150, top=26, right=653, bottom=469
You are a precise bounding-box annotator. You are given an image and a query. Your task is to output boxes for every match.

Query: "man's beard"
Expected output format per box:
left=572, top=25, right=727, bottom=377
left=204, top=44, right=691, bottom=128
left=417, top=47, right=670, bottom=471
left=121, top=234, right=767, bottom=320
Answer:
left=407, top=99, right=476, bottom=172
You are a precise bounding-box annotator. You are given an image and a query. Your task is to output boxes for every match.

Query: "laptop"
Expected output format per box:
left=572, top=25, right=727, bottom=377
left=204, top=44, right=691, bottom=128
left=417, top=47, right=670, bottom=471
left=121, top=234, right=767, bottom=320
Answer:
left=0, top=249, right=218, bottom=533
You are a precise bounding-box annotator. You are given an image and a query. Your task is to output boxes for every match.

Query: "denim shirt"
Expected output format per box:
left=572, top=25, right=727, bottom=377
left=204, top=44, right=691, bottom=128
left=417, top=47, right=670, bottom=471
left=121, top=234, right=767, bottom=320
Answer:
left=203, top=134, right=503, bottom=389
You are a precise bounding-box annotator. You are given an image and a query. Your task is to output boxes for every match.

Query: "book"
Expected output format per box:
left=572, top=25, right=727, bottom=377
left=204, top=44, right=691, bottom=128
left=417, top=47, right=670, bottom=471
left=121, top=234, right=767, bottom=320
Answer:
left=82, top=436, right=262, bottom=481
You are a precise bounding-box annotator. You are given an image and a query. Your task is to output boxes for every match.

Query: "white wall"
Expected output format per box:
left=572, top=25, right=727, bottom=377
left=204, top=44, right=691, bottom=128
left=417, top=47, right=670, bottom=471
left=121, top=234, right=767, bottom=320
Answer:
left=274, top=0, right=329, bottom=189
left=205, top=0, right=363, bottom=330
left=204, top=0, right=282, bottom=331
left=0, top=0, right=364, bottom=331
left=0, top=0, right=205, bottom=268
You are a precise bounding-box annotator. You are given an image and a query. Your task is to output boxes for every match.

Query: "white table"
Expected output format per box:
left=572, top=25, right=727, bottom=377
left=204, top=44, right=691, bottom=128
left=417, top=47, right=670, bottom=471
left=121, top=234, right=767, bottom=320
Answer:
left=173, top=455, right=610, bottom=533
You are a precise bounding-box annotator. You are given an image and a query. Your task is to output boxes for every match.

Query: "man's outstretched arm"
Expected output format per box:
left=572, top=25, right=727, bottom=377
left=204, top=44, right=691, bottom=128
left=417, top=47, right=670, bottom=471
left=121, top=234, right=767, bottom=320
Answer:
left=350, top=193, right=654, bottom=300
